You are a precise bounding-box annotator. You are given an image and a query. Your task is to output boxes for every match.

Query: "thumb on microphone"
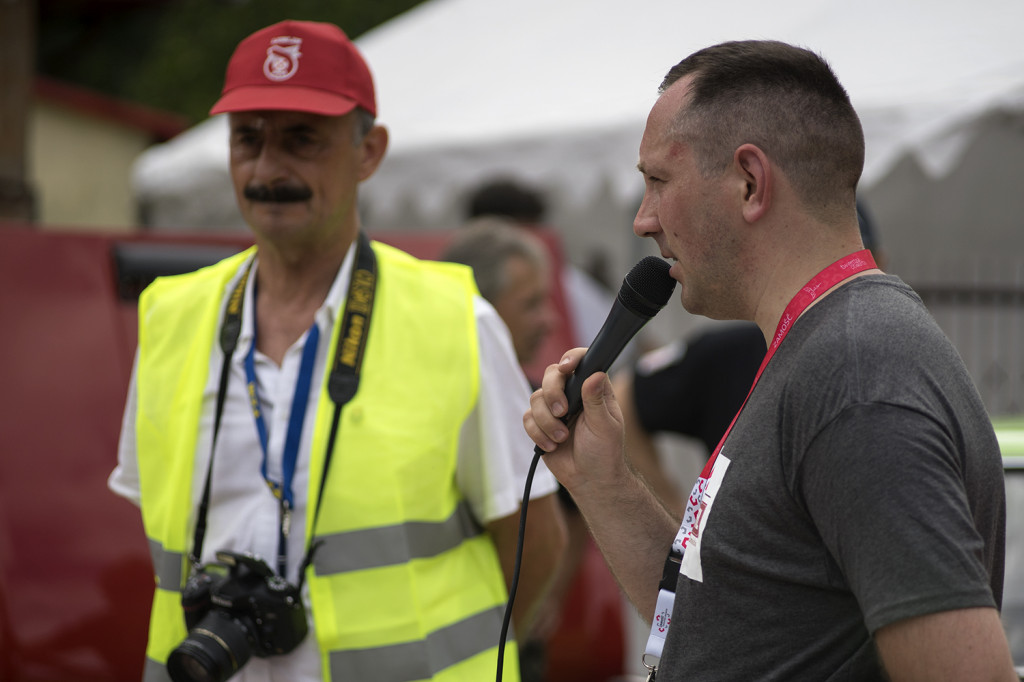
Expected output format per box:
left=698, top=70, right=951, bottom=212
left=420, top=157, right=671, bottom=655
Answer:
left=540, top=368, right=629, bottom=497
left=574, top=370, right=625, bottom=448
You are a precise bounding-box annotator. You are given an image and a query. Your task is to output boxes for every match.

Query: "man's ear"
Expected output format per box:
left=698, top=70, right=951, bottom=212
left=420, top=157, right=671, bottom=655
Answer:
left=734, top=144, right=771, bottom=223
left=358, top=125, right=389, bottom=181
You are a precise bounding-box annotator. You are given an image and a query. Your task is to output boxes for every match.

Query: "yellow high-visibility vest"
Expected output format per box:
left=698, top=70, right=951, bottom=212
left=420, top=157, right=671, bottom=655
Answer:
left=135, top=241, right=518, bottom=681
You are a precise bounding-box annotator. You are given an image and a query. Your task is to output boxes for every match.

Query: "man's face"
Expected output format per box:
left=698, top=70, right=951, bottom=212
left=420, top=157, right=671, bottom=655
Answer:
left=633, top=77, right=745, bottom=319
left=493, top=254, right=556, bottom=365
left=227, top=110, right=373, bottom=247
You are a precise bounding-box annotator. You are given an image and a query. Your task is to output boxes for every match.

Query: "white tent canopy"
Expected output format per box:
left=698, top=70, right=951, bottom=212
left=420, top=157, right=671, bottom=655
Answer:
left=133, top=0, right=1024, bottom=285
left=356, top=0, right=1024, bottom=206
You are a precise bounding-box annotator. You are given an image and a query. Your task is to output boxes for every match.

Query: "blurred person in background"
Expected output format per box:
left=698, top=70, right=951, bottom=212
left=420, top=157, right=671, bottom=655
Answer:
left=466, top=177, right=616, bottom=353
left=441, top=217, right=558, bottom=369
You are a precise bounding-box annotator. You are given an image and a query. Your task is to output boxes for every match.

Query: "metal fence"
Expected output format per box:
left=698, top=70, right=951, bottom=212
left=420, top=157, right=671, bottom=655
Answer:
left=908, top=258, right=1024, bottom=417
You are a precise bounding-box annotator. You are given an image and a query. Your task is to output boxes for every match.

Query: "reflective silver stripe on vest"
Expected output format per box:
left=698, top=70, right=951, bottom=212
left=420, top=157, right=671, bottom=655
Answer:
left=148, top=537, right=184, bottom=591
left=312, top=501, right=483, bottom=575
left=143, top=656, right=172, bottom=682
left=328, top=605, right=507, bottom=681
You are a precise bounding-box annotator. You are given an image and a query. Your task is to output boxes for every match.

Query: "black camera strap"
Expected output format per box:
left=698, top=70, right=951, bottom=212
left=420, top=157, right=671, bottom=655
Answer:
left=190, top=232, right=378, bottom=586
left=298, top=231, right=378, bottom=589
left=189, top=257, right=253, bottom=571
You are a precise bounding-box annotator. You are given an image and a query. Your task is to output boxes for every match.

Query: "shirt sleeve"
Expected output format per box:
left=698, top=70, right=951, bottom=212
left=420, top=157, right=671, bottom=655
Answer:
left=457, top=296, right=560, bottom=525
left=799, top=401, right=997, bottom=633
left=108, top=351, right=142, bottom=507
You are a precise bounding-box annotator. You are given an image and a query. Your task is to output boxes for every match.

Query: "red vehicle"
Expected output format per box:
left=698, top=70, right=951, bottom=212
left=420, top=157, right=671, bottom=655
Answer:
left=0, top=226, right=252, bottom=681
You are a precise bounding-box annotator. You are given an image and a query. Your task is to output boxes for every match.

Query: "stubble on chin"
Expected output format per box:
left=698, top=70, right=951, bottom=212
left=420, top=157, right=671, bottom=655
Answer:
left=243, top=201, right=313, bottom=239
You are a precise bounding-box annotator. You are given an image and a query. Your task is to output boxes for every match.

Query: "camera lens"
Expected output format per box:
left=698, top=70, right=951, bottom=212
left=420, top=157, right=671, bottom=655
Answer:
left=167, top=611, right=253, bottom=682
left=167, top=648, right=222, bottom=682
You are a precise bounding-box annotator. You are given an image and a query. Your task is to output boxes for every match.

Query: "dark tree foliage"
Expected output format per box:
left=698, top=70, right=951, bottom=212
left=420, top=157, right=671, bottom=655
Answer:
left=37, top=0, right=427, bottom=124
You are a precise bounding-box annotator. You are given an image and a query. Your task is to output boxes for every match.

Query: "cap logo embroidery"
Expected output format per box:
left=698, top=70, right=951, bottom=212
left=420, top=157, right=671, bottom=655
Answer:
left=263, top=36, right=303, bottom=82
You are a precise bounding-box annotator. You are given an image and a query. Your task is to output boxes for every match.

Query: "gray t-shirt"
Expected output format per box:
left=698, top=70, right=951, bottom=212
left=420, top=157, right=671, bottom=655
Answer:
left=660, top=275, right=1005, bottom=681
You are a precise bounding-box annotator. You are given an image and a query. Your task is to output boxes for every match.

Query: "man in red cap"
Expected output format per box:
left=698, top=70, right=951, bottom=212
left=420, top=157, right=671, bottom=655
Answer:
left=110, top=20, right=566, bottom=682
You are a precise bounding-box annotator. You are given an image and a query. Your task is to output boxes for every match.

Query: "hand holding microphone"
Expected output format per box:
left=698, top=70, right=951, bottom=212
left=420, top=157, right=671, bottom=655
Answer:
left=527, top=255, right=677, bottom=454
left=500, top=255, right=676, bottom=682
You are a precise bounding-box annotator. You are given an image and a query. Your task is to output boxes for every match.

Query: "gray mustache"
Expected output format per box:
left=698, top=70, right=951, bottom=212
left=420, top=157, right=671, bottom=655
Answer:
left=243, top=185, right=313, bottom=203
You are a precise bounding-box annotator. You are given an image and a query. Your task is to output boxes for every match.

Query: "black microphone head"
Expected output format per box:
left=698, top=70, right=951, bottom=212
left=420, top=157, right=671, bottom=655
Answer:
left=618, top=256, right=677, bottom=318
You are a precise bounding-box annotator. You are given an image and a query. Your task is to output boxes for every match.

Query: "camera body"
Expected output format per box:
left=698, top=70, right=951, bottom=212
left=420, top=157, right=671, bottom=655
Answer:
left=167, top=550, right=308, bottom=682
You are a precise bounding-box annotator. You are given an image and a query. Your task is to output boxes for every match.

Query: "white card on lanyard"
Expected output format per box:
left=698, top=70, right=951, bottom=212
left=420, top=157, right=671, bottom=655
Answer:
left=679, top=454, right=730, bottom=583
left=643, top=454, right=730, bottom=664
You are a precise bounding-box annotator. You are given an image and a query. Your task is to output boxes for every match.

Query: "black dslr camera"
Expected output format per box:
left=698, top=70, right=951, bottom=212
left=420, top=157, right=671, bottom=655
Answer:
left=167, top=550, right=309, bottom=682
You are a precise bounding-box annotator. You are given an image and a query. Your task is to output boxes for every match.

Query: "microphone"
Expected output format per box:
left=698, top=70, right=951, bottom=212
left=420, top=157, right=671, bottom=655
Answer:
left=561, top=255, right=677, bottom=423
left=497, top=255, right=675, bottom=682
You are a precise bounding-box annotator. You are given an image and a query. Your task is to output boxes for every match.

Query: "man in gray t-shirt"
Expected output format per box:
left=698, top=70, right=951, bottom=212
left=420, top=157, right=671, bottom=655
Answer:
left=524, top=40, right=1015, bottom=681
left=665, top=276, right=1004, bottom=679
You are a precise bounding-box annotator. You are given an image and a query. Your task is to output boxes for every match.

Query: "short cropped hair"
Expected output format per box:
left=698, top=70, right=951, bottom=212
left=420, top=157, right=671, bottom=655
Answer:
left=441, top=218, right=550, bottom=303
left=661, top=40, right=864, bottom=221
left=465, top=179, right=548, bottom=224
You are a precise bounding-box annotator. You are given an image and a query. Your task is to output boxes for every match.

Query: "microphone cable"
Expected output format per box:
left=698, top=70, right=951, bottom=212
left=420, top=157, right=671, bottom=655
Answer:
left=495, top=445, right=543, bottom=682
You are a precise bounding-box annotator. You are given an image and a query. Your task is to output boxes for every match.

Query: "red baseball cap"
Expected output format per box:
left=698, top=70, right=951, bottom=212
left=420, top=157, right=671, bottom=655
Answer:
left=210, top=20, right=376, bottom=117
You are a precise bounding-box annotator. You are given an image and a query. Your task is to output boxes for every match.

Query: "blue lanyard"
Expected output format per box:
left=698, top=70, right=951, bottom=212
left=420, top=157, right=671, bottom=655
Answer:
left=194, top=232, right=378, bottom=586
left=244, top=303, right=321, bottom=575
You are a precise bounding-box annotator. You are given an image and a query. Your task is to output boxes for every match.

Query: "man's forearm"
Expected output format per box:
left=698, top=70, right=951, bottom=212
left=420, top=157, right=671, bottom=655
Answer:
left=569, top=470, right=679, bottom=622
